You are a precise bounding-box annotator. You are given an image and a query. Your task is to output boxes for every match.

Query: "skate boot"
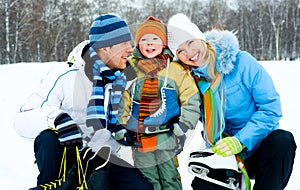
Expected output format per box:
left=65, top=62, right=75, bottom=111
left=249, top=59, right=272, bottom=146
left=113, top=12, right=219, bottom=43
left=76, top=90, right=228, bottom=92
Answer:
left=144, top=87, right=180, bottom=127
left=28, top=171, right=79, bottom=190
left=80, top=145, right=111, bottom=180
left=29, top=147, right=82, bottom=190
left=188, top=149, right=242, bottom=190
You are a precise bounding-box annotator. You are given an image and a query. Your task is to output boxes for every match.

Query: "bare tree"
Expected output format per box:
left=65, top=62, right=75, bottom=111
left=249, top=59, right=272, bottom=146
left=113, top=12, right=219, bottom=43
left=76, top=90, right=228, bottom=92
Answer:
left=290, top=0, right=300, bottom=59
left=5, top=0, right=10, bottom=64
left=1, top=0, right=299, bottom=64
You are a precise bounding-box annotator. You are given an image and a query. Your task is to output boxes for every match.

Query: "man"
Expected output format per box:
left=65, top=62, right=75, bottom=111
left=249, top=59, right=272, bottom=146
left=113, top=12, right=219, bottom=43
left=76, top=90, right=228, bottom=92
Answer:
left=14, top=14, right=153, bottom=190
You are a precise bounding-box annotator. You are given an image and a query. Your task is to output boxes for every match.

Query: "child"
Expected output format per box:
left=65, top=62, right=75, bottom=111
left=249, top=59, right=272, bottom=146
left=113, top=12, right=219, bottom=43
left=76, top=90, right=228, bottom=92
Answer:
left=116, top=16, right=201, bottom=190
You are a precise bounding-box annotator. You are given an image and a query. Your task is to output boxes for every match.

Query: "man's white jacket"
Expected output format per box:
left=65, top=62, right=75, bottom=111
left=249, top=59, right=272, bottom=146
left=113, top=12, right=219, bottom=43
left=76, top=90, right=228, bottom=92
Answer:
left=13, top=41, right=93, bottom=141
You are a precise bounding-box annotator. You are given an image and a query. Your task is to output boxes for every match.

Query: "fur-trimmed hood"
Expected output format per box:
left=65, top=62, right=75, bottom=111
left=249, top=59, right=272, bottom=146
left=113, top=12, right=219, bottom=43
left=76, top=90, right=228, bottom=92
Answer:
left=204, top=29, right=240, bottom=75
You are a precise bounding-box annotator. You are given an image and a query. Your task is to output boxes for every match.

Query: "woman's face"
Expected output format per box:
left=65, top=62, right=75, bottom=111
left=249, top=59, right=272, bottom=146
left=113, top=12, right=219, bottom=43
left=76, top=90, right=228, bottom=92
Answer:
left=176, top=39, right=207, bottom=67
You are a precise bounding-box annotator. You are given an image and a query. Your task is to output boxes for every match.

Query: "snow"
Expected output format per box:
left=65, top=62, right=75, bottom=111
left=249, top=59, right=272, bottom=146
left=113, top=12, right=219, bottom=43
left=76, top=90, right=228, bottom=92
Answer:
left=0, top=61, right=299, bottom=189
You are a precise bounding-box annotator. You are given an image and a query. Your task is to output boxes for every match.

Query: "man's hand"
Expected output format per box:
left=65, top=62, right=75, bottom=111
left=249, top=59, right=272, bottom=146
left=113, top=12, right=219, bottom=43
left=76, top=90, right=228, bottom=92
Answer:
left=54, top=113, right=83, bottom=148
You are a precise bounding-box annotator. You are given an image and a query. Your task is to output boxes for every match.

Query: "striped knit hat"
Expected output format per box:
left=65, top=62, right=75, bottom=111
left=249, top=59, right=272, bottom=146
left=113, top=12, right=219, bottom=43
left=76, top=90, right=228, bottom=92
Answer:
left=89, top=14, right=132, bottom=49
left=135, top=16, right=167, bottom=47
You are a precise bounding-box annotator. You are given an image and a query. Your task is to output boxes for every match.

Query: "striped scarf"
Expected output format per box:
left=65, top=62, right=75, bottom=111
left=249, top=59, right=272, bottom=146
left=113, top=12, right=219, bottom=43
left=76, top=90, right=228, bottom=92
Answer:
left=86, top=47, right=126, bottom=133
left=222, top=133, right=251, bottom=190
left=136, top=54, right=169, bottom=152
left=195, top=71, right=251, bottom=190
left=194, top=72, right=224, bottom=146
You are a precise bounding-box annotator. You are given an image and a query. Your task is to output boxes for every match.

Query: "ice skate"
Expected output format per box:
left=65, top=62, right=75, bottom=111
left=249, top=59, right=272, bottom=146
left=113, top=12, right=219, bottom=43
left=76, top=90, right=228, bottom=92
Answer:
left=29, top=147, right=86, bottom=190
left=144, top=87, right=180, bottom=126
left=81, top=145, right=111, bottom=180
left=188, top=149, right=242, bottom=190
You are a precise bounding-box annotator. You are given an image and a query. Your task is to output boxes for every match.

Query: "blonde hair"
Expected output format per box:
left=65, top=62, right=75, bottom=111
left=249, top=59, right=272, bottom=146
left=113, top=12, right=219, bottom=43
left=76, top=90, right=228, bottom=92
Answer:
left=204, top=41, right=217, bottom=79
left=176, top=39, right=218, bottom=79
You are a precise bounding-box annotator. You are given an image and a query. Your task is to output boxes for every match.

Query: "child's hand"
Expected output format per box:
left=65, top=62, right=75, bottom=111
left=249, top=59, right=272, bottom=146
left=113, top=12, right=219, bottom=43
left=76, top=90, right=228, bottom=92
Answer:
left=174, top=134, right=186, bottom=155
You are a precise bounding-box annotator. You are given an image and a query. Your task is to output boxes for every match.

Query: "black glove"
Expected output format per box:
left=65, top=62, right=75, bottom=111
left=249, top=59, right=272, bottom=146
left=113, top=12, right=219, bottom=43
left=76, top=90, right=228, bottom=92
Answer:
left=54, top=113, right=83, bottom=148
left=168, top=122, right=188, bottom=154
left=174, top=134, right=186, bottom=155
left=168, top=122, right=187, bottom=136
left=115, top=125, right=135, bottom=146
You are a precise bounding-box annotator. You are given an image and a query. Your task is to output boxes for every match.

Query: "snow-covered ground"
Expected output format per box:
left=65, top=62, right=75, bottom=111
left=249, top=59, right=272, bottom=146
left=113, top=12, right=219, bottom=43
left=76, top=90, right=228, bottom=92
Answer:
left=0, top=61, right=299, bottom=189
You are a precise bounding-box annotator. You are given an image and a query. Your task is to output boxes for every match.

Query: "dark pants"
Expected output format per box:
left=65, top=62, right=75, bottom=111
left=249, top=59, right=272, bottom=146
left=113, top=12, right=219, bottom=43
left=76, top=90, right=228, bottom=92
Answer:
left=87, top=169, right=109, bottom=190
left=83, top=152, right=153, bottom=190
left=191, top=129, right=297, bottom=190
left=34, top=129, right=76, bottom=185
left=108, top=155, right=154, bottom=190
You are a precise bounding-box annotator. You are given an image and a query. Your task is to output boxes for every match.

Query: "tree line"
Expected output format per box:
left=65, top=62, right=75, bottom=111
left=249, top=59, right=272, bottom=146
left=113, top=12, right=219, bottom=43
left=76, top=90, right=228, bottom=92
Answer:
left=1, top=0, right=299, bottom=64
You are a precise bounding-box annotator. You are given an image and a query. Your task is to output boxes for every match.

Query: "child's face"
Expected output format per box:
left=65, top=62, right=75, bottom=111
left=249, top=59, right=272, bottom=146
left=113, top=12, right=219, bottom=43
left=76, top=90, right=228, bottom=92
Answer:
left=138, top=34, right=164, bottom=58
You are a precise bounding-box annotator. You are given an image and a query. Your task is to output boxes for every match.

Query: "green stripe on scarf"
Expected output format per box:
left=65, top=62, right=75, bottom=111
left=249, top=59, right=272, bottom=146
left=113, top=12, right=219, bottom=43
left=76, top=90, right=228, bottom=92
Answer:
left=196, top=72, right=251, bottom=190
left=196, top=73, right=224, bottom=146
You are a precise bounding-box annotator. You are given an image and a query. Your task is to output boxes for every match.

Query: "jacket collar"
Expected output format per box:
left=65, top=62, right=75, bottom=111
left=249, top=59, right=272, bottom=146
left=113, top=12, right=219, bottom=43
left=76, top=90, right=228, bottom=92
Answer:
left=204, top=29, right=240, bottom=75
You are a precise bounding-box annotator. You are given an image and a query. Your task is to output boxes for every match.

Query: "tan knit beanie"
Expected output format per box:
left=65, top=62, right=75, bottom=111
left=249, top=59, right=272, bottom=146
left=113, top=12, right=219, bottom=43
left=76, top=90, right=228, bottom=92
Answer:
left=135, top=16, right=167, bottom=47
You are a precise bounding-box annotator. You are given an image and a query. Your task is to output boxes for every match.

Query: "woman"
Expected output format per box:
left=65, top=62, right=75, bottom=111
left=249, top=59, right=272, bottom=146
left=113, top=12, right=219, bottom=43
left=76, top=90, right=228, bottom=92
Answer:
left=167, top=13, right=296, bottom=190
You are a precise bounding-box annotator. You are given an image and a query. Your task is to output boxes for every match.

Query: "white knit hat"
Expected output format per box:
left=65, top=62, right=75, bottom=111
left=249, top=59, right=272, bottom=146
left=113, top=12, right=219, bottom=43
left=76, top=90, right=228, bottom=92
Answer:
left=167, top=13, right=206, bottom=56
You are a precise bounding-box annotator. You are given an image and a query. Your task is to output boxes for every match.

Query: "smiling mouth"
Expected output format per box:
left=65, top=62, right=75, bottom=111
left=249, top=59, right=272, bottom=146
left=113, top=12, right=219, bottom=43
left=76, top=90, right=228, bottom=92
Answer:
left=190, top=53, right=199, bottom=62
left=121, top=56, right=128, bottom=62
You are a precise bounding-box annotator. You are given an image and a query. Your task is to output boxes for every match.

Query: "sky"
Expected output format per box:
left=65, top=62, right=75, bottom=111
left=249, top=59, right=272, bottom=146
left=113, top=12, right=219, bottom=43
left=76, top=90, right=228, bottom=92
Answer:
left=0, top=61, right=299, bottom=189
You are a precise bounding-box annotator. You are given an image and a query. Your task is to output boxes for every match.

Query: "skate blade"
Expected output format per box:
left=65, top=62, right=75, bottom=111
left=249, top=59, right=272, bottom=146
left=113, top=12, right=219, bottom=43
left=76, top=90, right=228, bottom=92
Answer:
left=188, top=164, right=241, bottom=190
left=189, top=150, right=239, bottom=171
left=144, top=126, right=170, bottom=134
left=190, top=150, right=214, bottom=158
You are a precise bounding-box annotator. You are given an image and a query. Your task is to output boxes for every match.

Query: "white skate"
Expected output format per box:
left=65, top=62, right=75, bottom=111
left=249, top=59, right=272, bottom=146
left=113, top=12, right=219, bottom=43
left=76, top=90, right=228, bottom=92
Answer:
left=188, top=148, right=242, bottom=190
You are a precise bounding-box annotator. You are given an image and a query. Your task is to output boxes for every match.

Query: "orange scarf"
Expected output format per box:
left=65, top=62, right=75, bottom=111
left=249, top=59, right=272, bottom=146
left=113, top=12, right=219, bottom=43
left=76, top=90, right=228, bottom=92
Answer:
left=136, top=55, right=169, bottom=152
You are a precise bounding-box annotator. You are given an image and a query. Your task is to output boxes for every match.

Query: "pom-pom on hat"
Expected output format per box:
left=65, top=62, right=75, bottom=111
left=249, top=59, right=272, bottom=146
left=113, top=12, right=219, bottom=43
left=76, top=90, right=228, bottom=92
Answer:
left=89, top=14, right=131, bottom=49
left=135, top=16, right=167, bottom=47
left=167, top=13, right=206, bottom=56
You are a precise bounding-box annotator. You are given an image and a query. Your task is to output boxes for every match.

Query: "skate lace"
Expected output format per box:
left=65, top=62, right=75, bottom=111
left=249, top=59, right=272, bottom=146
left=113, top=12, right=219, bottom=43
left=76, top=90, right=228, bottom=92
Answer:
left=37, top=146, right=88, bottom=190
left=76, top=146, right=88, bottom=190
left=150, top=90, right=166, bottom=117
left=37, top=147, right=68, bottom=189
left=38, top=179, right=63, bottom=189
left=146, top=58, right=170, bottom=118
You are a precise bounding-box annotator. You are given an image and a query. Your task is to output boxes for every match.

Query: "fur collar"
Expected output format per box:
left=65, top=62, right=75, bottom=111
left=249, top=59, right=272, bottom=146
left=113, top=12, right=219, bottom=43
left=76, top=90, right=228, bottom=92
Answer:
left=204, top=29, right=240, bottom=74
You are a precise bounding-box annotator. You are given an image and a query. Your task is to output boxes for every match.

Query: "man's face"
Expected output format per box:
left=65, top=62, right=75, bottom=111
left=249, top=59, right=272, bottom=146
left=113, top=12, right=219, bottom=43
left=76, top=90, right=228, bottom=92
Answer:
left=97, top=41, right=133, bottom=70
